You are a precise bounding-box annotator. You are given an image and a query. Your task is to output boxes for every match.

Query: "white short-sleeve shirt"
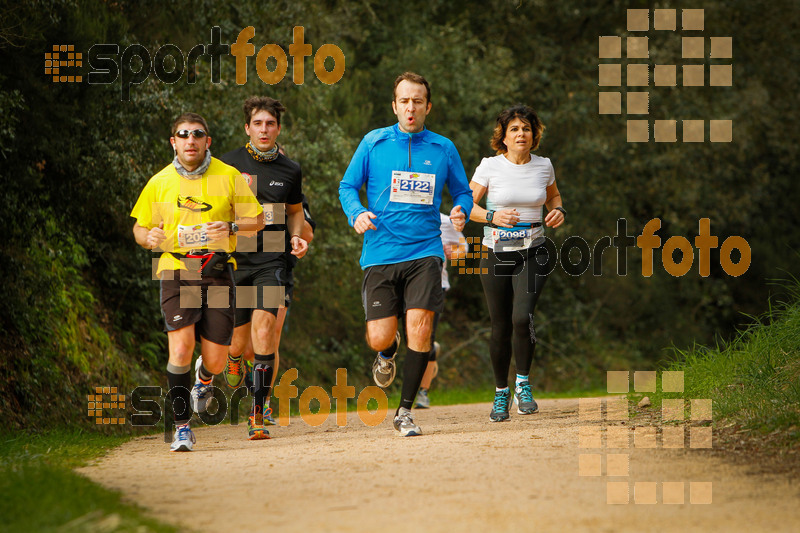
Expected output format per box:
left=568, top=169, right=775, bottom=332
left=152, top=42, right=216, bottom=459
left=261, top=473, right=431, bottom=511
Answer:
left=471, top=154, right=555, bottom=250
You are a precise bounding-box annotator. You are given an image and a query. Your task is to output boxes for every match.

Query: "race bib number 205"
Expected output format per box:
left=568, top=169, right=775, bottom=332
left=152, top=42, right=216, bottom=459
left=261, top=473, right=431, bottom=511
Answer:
left=177, top=223, right=209, bottom=248
left=390, top=171, right=435, bottom=205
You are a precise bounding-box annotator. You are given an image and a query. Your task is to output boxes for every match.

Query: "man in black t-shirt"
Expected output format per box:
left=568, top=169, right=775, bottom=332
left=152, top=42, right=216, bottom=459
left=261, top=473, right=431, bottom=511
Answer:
left=218, top=96, right=308, bottom=440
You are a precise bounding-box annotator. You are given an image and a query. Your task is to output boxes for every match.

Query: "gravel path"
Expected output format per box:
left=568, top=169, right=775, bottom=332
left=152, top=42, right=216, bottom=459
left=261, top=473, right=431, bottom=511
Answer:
left=79, top=399, right=800, bottom=532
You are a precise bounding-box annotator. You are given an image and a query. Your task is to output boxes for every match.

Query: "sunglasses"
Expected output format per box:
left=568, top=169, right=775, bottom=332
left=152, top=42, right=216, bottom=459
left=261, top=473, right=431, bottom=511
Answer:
left=174, top=129, right=207, bottom=139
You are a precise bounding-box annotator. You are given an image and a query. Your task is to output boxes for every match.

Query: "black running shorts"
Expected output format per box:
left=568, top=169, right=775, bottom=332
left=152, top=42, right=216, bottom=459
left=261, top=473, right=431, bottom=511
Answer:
left=160, top=267, right=235, bottom=346
left=233, top=265, right=288, bottom=325
left=361, top=256, right=444, bottom=321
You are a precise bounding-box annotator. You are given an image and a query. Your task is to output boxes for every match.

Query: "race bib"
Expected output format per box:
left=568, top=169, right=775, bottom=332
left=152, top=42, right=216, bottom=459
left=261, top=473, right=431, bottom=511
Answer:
left=390, top=171, right=435, bottom=205
left=177, top=223, right=209, bottom=249
left=491, top=226, right=535, bottom=251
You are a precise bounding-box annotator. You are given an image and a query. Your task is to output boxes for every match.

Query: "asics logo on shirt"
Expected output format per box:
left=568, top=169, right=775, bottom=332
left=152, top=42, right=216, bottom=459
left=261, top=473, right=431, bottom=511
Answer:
left=269, top=180, right=284, bottom=187
left=176, top=195, right=212, bottom=212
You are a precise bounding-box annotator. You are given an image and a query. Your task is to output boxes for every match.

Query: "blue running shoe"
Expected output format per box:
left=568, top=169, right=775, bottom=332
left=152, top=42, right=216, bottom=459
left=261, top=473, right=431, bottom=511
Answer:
left=490, top=389, right=511, bottom=422
left=514, top=381, right=539, bottom=414
left=170, top=423, right=195, bottom=452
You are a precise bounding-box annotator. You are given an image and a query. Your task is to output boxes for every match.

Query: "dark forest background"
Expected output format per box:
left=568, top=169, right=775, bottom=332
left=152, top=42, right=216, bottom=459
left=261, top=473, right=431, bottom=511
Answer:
left=1, top=0, right=798, bottom=429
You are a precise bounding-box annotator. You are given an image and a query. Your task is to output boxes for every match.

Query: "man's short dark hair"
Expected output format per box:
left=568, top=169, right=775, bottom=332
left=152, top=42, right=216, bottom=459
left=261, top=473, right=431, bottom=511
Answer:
left=243, top=96, right=287, bottom=125
left=393, top=72, right=431, bottom=103
left=491, top=104, right=546, bottom=154
left=172, top=112, right=209, bottom=136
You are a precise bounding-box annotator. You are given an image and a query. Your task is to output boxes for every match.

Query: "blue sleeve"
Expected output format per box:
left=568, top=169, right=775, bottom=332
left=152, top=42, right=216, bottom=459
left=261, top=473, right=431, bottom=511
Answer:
left=446, top=143, right=474, bottom=219
left=339, top=137, right=370, bottom=227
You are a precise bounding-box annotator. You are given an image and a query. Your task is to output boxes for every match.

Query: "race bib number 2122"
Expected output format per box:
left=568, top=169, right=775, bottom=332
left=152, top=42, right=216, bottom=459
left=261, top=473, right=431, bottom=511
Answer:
left=390, top=171, right=435, bottom=205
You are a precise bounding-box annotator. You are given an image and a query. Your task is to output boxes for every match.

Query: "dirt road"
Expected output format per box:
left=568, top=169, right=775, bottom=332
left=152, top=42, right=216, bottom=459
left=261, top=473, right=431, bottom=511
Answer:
left=79, top=399, right=799, bottom=532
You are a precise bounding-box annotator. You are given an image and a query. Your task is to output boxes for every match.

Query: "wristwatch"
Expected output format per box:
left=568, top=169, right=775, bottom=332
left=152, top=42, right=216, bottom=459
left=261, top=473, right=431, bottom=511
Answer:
left=229, top=222, right=239, bottom=234
left=554, top=206, right=566, bottom=216
left=486, top=210, right=495, bottom=224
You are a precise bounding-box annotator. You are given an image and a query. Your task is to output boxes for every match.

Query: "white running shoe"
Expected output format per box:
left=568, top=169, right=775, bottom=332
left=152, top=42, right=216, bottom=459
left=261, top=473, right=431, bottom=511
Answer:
left=170, top=423, right=195, bottom=452
left=415, top=389, right=430, bottom=409
left=372, top=331, right=401, bottom=388
left=190, top=357, right=213, bottom=413
left=393, top=407, right=422, bottom=437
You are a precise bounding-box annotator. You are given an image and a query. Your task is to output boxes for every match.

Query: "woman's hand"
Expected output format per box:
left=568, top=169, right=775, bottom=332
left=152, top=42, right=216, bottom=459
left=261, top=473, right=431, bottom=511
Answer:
left=492, top=208, right=521, bottom=228
left=544, top=208, right=564, bottom=228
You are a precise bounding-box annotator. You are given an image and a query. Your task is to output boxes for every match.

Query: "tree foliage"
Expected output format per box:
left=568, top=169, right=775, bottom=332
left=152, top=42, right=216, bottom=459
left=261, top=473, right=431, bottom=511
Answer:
left=1, top=0, right=798, bottom=427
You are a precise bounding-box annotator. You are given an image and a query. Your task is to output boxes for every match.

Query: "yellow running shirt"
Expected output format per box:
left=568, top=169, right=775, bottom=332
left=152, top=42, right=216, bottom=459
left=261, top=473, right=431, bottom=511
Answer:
left=131, top=158, right=262, bottom=274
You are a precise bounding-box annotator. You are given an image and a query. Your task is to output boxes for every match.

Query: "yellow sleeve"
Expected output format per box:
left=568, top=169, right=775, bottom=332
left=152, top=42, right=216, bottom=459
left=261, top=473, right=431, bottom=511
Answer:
left=232, top=172, right=263, bottom=218
left=130, top=178, right=157, bottom=227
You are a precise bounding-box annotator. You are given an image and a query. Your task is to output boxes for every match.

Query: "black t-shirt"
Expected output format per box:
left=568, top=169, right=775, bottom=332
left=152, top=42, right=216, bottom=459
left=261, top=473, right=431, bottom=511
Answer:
left=220, top=146, right=303, bottom=269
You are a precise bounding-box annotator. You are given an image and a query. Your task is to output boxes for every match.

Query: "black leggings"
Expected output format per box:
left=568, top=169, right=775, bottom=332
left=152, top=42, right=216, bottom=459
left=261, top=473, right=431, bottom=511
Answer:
left=480, top=244, right=550, bottom=389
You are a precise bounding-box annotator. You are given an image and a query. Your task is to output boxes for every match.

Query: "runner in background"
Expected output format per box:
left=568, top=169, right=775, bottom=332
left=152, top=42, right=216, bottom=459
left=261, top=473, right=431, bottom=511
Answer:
left=414, top=213, right=467, bottom=408
left=238, top=177, right=315, bottom=426
left=217, top=97, right=308, bottom=440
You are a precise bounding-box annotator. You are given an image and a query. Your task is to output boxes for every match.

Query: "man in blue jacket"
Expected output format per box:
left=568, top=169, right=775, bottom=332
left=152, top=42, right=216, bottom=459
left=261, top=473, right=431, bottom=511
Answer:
left=339, top=72, right=473, bottom=436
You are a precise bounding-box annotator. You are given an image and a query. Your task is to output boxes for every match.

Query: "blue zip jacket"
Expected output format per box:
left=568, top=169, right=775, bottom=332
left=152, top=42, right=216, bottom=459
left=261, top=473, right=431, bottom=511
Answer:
left=339, top=124, right=474, bottom=269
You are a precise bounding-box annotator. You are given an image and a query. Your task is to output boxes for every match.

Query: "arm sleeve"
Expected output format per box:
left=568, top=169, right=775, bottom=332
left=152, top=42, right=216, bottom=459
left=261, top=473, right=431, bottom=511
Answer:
left=446, top=143, right=474, bottom=219
left=339, top=138, right=370, bottom=227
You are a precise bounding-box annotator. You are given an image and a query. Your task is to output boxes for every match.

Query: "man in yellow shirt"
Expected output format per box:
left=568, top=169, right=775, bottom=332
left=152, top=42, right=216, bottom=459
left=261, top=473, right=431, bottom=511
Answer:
left=131, top=112, right=263, bottom=451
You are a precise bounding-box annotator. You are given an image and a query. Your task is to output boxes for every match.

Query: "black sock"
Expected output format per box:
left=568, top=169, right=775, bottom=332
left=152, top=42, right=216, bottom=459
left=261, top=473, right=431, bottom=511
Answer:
left=166, top=363, right=192, bottom=425
left=399, top=348, right=429, bottom=411
left=253, top=353, right=275, bottom=413
left=197, top=360, right=214, bottom=384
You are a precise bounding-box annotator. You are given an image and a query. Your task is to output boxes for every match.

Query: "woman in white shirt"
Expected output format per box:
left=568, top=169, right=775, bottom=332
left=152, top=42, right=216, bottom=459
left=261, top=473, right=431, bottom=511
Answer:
left=468, top=104, right=565, bottom=422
